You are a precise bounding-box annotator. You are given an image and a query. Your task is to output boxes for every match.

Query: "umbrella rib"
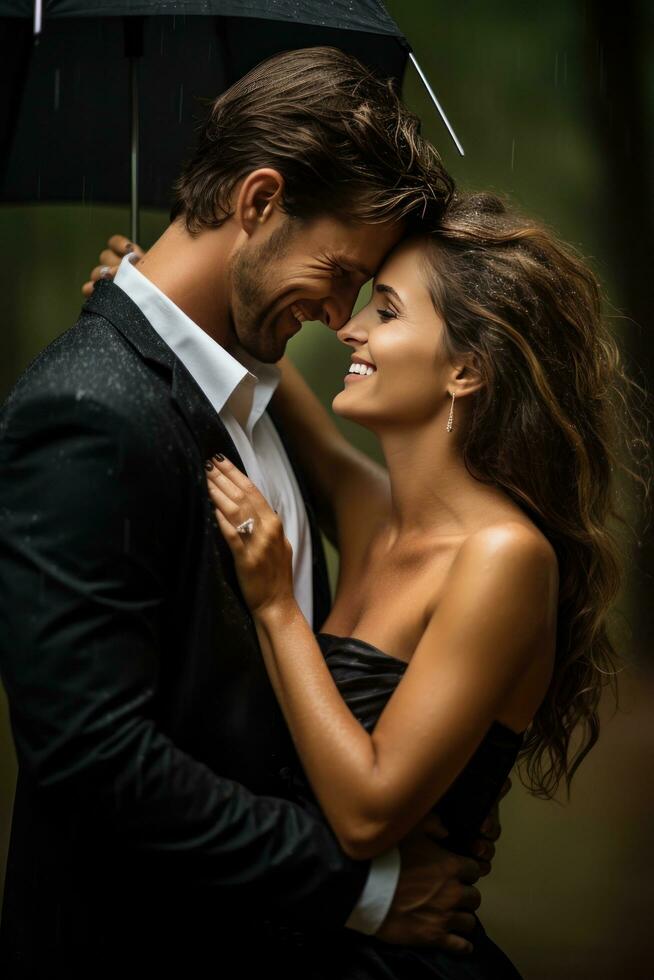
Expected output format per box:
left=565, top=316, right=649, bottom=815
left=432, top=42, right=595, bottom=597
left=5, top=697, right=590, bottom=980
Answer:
left=408, top=52, right=464, bottom=157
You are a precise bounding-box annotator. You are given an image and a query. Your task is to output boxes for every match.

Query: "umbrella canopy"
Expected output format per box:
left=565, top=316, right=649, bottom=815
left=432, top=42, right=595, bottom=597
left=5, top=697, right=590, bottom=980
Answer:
left=1, top=1, right=463, bottom=238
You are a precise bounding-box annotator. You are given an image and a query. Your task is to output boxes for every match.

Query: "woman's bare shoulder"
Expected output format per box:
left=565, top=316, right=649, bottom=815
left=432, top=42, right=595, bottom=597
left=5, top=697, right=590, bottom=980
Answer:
left=463, top=518, right=557, bottom=566
left=438, top=518, right=559, bottom=648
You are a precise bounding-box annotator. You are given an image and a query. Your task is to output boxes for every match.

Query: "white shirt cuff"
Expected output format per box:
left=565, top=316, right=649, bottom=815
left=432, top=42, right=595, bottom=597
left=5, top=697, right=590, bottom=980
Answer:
left=344, top=846, right=401, bottom=935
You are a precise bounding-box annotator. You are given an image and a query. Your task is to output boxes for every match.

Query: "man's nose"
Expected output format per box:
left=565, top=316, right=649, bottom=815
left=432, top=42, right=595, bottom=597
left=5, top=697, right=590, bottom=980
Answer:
left=321, top=294, right=356, bottom=332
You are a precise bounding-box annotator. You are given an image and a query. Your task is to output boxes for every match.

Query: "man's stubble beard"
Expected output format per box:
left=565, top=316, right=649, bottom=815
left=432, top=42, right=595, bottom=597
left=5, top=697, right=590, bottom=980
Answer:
left=230, top=218, right=298, bottom=363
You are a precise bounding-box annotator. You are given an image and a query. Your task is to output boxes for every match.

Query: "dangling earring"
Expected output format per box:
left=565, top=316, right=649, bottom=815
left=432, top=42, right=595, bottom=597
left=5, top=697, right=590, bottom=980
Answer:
left=446, top=390, right=456, bottom=432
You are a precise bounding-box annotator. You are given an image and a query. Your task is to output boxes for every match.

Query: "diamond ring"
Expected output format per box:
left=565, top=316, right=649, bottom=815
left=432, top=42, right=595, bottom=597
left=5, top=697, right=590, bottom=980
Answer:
left=236, top=517, right=255, bottom=536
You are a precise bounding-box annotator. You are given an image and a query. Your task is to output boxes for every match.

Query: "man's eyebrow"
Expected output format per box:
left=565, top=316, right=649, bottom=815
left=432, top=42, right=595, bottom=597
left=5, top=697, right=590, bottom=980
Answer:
left=375, top=283, right=403, bottom=305
left=337, top=258, right=375, bottom=280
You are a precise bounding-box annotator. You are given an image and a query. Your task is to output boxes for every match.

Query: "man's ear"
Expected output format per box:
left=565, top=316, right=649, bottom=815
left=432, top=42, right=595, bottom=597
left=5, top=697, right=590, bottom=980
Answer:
left=234, top=169, right=285, bottom=236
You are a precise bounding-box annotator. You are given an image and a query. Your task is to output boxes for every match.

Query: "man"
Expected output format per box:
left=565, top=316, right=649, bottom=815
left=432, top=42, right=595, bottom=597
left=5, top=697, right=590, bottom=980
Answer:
left=0, top=47, right=499, bottom=977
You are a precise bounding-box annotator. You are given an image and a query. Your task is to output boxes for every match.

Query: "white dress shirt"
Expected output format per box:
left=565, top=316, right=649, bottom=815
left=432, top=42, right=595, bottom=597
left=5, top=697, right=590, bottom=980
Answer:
left=113, top=251, right=400, bottom=935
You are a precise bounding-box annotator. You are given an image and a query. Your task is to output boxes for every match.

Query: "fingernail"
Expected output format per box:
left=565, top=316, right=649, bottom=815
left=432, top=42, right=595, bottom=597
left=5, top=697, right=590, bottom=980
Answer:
left=204, top=459, right=214, bottom=471
left=124, top=243, right=134, bottom=254
left=99, top=266, right=112, bottom=279
left=213, top=454, right=225, bottom=462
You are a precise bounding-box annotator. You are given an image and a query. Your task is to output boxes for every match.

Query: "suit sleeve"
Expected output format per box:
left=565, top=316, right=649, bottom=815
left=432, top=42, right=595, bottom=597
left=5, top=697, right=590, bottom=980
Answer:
left=0, top=390, right=370, bottom=928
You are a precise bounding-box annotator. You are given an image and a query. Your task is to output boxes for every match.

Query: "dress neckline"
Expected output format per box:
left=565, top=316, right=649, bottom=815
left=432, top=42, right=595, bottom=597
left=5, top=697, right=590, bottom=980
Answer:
left=316, top=631, right=526, bottom=742
left=317, top=631, right=411, bottom=668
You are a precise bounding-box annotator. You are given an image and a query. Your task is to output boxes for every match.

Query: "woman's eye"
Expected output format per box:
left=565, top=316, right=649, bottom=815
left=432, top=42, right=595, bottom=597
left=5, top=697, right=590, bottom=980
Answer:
left=376, top=308, right=397, bottom=321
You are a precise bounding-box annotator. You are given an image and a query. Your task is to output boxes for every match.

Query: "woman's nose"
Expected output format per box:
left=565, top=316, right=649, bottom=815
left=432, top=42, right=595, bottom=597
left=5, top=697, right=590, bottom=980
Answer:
left=336, top=309, right=368, bottom=346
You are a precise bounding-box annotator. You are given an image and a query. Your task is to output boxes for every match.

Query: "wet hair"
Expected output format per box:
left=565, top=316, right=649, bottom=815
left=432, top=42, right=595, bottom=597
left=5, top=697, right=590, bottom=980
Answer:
left=171, top=46, right=453, bottom=233
left=422, top=192, right=651, bottom=798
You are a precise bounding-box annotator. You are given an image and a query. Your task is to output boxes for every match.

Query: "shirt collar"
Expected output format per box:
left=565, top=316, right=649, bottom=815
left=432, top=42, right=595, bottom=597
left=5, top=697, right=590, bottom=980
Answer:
left=113, top=251, right=280, bottom=432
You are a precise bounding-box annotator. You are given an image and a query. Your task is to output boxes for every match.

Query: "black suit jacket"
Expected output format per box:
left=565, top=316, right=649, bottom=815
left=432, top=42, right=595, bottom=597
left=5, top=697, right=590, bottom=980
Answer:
left=0, top=280, right=369, bottom=976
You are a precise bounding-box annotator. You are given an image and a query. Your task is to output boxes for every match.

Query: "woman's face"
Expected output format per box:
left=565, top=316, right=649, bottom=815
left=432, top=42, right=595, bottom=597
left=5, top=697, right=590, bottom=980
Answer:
left=332, top=236, right=453, bottom=429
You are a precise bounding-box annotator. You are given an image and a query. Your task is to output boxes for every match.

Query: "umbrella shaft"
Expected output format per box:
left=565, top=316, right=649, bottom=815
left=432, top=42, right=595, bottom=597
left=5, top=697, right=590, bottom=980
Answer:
left=129, top=55, right=140, bottom=246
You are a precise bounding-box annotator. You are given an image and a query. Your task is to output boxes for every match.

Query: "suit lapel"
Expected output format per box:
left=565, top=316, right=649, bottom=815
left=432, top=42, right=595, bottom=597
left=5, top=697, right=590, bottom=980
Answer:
left=84, top=280, right=331, bottom=627
left=83, top=279, right=246, bottom=472
left=169, top=357, right=244, bottom=470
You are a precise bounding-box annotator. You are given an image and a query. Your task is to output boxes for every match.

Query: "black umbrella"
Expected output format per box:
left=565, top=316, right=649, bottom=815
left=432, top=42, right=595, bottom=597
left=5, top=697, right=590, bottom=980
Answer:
left=0, top=1, right=463, bottom=243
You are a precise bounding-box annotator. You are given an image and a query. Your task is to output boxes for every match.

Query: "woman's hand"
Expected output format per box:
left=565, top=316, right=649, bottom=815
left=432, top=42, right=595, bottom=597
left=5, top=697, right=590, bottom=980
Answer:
left=206, top=455, right=295, bottom=616
left=81, top=235, right=144, bottom=297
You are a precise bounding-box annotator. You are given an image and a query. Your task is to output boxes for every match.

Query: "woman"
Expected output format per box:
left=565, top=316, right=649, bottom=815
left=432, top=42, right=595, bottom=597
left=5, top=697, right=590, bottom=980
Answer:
left=205, top=192, right=650, bottom=977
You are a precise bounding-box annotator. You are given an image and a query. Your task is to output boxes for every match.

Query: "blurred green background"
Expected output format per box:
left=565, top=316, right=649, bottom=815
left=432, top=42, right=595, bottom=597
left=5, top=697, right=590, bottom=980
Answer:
left=1, top=2, right=653, bottom=977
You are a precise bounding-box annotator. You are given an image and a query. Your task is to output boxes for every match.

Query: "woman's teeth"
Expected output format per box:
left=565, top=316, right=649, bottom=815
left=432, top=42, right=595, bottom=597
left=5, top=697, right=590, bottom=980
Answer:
left=348, top=363, right=376, bottom=377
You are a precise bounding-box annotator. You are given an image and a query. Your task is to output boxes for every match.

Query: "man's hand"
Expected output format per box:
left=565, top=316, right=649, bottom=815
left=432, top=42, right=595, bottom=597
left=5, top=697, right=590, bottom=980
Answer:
left=469, top=776, right=511, bottom=876
left=376, top=813, right=481, bottom=954
left=81, top=235, right=144, bottom=297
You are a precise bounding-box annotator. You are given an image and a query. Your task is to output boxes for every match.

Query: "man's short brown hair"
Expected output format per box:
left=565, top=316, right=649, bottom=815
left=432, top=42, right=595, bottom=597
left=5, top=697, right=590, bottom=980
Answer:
left=171, top=46, right=454, bottom=233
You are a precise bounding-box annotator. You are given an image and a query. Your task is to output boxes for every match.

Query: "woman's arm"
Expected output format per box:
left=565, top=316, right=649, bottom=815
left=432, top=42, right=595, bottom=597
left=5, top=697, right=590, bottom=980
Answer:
left=207, top=457, right=558, bottom=860
left=271, top=356, right=390, bottom=553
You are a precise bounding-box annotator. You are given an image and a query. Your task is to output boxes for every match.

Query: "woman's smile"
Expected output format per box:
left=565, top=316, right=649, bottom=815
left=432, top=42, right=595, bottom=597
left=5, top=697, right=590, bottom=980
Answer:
left=344, top=356, right=377, bottom=383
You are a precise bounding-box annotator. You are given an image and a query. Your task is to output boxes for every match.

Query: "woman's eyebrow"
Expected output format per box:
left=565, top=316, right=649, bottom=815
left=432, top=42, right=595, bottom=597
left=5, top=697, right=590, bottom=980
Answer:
left=375, top=283, right=403, bottom=305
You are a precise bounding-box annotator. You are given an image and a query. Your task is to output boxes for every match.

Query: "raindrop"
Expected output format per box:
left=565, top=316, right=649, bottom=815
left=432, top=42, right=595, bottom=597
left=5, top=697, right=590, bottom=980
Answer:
left=178, top=83, right=184, bottom=124
left=510, top=138, right=516, bottom=172
left=598, top=44, right=606, bottom=95
left=53, top=67, right=61, bottom=111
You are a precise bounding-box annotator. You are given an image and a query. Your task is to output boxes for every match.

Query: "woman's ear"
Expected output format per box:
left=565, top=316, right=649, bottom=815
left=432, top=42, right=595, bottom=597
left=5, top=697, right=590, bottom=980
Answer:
left=234, top=169, right=285, bottom=236
left=451, top=354, right=484, bottom=398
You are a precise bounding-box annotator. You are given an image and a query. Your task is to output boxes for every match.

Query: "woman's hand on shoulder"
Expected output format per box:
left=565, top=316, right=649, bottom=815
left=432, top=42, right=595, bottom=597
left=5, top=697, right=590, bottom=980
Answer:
left=81, top=235, right=144, bottom=296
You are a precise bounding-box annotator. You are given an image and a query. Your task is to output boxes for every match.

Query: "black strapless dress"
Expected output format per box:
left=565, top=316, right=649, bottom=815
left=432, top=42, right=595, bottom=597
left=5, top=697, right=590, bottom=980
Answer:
left=278, top=633, right=525, bottom=980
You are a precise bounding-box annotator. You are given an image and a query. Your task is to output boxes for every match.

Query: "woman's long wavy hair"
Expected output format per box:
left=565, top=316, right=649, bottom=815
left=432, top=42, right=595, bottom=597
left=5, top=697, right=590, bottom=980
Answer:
left=422, top=192, right=651, bottom=798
